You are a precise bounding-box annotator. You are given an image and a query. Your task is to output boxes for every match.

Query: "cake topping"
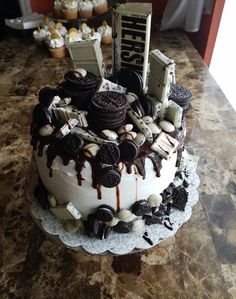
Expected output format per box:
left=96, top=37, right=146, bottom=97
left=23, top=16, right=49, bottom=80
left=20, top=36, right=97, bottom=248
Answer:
left=83, top=143, right=100, bottom=158
left=39, top=124, right=54, bottom=136
left=113, top=221, right=131, bottom=234
left=119, top=140, right=139, bottom=162
left=98, top=167, right=121, bottom=188
left=96, top=143, right=120, bottom=164
left=96, top=205, right=115, bottom=222
left=131, top=200, right=151, bottom=216
left=59, top=133, right=84, bottom=156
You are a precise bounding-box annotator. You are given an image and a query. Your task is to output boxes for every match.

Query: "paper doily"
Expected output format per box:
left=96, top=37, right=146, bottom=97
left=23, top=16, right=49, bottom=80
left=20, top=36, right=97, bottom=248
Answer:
left=28, top=153, right=200, bottom=255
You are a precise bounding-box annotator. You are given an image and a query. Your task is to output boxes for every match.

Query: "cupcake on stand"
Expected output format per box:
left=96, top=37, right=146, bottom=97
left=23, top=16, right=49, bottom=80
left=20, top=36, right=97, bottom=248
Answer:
left=53, top=0, right=63, bottom=18
left=62, top=0, right=78, bottom=20
left=93, top=0, right=108, bottom=15
left=55, top=22, right=68, bottom=37
left=97, top=21, right=112, bottom=44
left=78, top=0, right=94, bottom=18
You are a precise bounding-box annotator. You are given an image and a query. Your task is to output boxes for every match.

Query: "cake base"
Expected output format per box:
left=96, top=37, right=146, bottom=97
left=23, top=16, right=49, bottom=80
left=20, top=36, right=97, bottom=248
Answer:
left=25, top=152, right=199, bottom=255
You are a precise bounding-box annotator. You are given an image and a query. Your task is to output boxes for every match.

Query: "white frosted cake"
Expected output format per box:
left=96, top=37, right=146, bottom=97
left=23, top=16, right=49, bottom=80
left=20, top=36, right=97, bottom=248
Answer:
left=30, top=49, right=191, bottom=240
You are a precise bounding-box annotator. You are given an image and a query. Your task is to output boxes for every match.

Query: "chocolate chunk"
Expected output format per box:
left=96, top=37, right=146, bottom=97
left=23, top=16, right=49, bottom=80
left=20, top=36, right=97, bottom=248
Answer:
left=144, top=215, right=162, bottom=225
left=119, top=140, right=139, bottom=162
left=131, top=200, right=151, bottom=216
left=96, top=204, right=115, bottom=222
left=34, top=182, right=49, bottom=209
left=38, top=87, right=58, bottom=107
left=113, top=221, right=131, bottom=233
left=59, top=133, right=84, bottom=156
left=96, top=143, right=120, bottom=165
left=98, top=167, right=121, bottom=188
left=171, top=187, right=188, bottom=211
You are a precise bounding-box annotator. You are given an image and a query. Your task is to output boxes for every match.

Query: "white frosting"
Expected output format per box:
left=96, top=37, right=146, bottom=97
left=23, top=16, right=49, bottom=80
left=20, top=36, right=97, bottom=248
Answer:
left=54, top=0, right=62, bottom=9
left=66, top=32, right=82, bottom=43
left=48, top=37, right=64, bottom=48
left=33, top=29, right=51, bottom=42
left=97, top=24, right=112, bottom=36
left=64, top=0, right=78, bottom=9
left=92, top=0, right=107, bottom=7
left=34, top=147, right=177, bottom=218
left=78, top=0, right=93, bottom=10
left=58, top=26, right=68, bottom=37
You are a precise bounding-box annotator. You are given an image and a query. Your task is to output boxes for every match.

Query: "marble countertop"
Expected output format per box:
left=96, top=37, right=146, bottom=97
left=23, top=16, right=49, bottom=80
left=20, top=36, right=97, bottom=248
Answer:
left=0, top=30, right=236, bottom=299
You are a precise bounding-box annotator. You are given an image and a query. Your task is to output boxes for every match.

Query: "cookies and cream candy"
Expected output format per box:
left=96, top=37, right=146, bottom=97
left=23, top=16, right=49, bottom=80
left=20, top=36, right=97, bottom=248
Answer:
left=133, top=132, right=146, bottom=146
left=142, top=116, right=154, bottom=124
left=127, top=107, right=153, bottom=141
left=147, top=123, right=162, bottom=135
left=165, top=100, right=183, bottom=129
left=83, top=143, right=100, bottom=158
left=47, top=194, right=58, bottom=208
left=118, top=124, right=133, bottom=135
left=56, top=118, right=78, bottom=139
left=39, top=124, right=54, bottom=136
left=101, top=130, right=118, bottom=141
left=106, top=217, right=119, bottom=227
left=117, top=209, right=134, bottom=222
left=51, top=202, right=81, bottom=220
left=53, top=106, right=88, bottom=127
left=119, top=131, right=137, bottom=141
left=151, top=132, right=179, bottom=159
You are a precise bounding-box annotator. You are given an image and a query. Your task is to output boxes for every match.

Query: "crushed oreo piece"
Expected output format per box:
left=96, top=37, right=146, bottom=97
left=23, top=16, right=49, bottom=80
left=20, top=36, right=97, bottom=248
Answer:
left=113, top=221, right=131, bottom=233
left=96, top=143, right=120, bottom=165
left=171, top=187, right=188, bottom=211
left=119, top=139, right=139, bottom=162
left=34, top=183, right=49, bottom=209
left=164, top=217, right=173, bottom=230
left=96, top=204, right=115, bottom=222
left=143, top=215, right=162, bottom=226
left=131, top=200, right=152, bottom=216
left=98, top=167, right=121, bottom=188
left=142, top=233, right=153, bottom=246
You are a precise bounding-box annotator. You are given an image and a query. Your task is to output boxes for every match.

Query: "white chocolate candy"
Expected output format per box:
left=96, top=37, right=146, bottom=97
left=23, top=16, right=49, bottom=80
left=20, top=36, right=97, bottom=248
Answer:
left=134, top=132, right=146, bottom=146
left=101, top=129, right=118, bottom=141
left=151, top=132, right=179, bottom=160
left=39, top=124, right=54, bottom=136
left=106, top=217, right=119, bottom=227
left=56, top=118, right=78, bottom=138
left=118, top=124, right=133, bottom=135
left=117, top=209, right=135, bottom=222
left=147, top=123, right=162, bottom=135
left=119, top=131, right=137, bottom=141
left=63, top=219, right=80, bottom=233
left=83, top=143, right=100, bottom=158
left=148, top=193, right=162, bottom=208
left=127, top=107, right=153, bottom=141
left=59, top=97, right=71, bottom=106
left=131, top=219, right=145, bottom=233
left=72, top=127, right=118, bottom=145
left=165, top=100, right=183, bottom=129
left=53, top=106, right=88, bottom=128
left=142, top=116, right=154, bottom=124
left=125, top=92, right=138, bottom=104
left=47, top=194, right=58, bottom=208
left=75, top=68, right=87, bottom=78
left=48, top=95, right=61, bottom=109
left=159, top=120, right=175, bottom=133
left=50, top=202, right=81, bottom=220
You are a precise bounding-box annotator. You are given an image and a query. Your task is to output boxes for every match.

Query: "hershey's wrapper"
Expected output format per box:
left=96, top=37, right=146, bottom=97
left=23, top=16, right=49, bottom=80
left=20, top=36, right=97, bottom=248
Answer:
left=112, top=3, right=152, bottom=90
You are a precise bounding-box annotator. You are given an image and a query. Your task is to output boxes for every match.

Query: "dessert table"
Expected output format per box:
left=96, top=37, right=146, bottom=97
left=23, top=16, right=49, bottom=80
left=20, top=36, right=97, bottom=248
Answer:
left=0, top=29, right=236, bottom=298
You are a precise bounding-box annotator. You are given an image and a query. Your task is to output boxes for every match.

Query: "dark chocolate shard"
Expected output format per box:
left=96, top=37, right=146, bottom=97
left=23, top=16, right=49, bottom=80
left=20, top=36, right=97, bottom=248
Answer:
left=171, top=187, right=188, bottom=211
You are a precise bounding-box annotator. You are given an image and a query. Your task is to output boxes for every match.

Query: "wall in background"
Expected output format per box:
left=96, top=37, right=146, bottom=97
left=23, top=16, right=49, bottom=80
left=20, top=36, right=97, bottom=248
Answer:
left=30, top=0, right=53, bottom=14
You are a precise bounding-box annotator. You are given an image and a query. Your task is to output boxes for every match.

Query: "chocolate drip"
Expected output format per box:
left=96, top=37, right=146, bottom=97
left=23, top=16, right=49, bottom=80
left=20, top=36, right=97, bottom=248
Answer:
left=116, top=185, right=120, bottom=212
left=148, top=156, right=162, bottom=177
left=75, top=155, right=86, bottom=185
left=46, top=144, right=58, bottom=177
left=133, top=157, right=146, bottom=179
left=97, top=184, right=102, bottom=199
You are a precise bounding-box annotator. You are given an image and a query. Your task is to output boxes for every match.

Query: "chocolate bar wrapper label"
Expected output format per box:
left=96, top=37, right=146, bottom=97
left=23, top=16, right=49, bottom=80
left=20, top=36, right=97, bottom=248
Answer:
left=113, top=3, right=152, bottom=89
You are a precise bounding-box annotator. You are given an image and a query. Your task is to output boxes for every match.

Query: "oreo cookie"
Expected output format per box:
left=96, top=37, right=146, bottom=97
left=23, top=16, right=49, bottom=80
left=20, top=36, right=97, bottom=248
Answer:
left=131, top=99, right=145, bottom=118
left=140, top=96, right=154, bottom=117
left=32, top=103, right=54, bottom=128
left=38, top=87, right=58, bottom=108
left=131, top=200, right=151, bottom=216
left=113, top=221, right=131, bottom=234
left=83, top=214, right=100, bottom=237
left=64, top=70, right=99, bottom=90
left=116, top=68, right=143, bottom=95
left=169, top=83, right=192, bottom=112
left=96, top=143, right=120, bottom=165
left=119, top=140, right=139, bottom=162
left=96, top=204, right=115, bottom=222
left=98, top=167, right=121, bottom=188
left=98, top=223, right=112, bottom=240
left=58, top=133, right=84, bottom=156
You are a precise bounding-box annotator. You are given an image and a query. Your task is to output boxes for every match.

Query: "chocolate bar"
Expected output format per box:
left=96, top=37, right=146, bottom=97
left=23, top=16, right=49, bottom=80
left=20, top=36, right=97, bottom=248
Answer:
left=53, top=106, right=88, bottom=127
left=151, top=132, right=179, bottom=159
left=165, top=100, right=183, bottom=129
left=113, top=3, right=152, bottom=89
left=50, top=202, right=81, bottom=220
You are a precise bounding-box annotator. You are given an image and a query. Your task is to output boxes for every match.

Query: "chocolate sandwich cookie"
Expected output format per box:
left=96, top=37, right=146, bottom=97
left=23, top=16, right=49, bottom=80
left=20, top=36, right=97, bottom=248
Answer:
left=32, top=103, right=54, bottom=128
left=89, top=92, right=128, bottom=130
left=98, top=166, right=121, bottom=188
left=169, top=83, right=192, bottom=112
left=139, top=96, right=154, bottom=117
left=116, top=68, right=143, bottom=95
left=131, top=200, right=151, bottom=216
left=64, top=70, right=99, bottom=90
left=96, top=143, right=120, bottom=165
left=96, top=204, right=115, bottom=222
left=113, top=221, right=131, bottom=234
left=131, top=98, right=145, bottom=118
left=119, top=139, right=139, bottom=162
left=83, top=214, right=100, bottom=236
left=38, top=87, right=58, bottom=107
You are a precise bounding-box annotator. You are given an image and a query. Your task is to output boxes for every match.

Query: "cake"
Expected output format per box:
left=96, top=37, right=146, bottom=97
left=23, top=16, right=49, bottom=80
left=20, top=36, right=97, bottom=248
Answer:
left=46, top=30, right=66, bottom=59
left=30, top=48, right=192, bottom=240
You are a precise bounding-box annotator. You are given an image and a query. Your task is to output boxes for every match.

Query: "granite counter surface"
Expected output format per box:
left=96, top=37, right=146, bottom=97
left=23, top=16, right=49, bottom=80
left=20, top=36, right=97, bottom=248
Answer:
left=0, top=30, right=236, bottom=299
